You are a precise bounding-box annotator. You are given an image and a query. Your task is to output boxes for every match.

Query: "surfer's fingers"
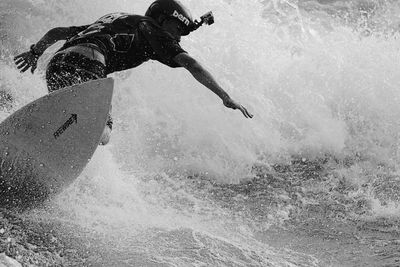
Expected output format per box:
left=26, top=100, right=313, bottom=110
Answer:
left=20, top=64, right=30, bottom=73
left=14, top=52, right=29, bottom=61
left=14, top=54, right=23, bottom=61
left=16, top=62, right=27, bottom=70
left=240, top=107, right=249, bottom=118
left=14, top=57, right=24, bottom=64
left=245, top=108, right=253, bottom=118
left=16, top=62, right=25, bottom=69
left=240, top=106, right=253, bottom=119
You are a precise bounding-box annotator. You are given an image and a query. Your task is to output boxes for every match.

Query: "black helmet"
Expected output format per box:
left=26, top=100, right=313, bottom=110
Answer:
left=145, top=0, right=195, bottom=36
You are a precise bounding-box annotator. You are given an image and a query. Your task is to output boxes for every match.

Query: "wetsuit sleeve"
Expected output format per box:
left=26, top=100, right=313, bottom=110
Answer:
left=139, top=21, right=186, bottom=68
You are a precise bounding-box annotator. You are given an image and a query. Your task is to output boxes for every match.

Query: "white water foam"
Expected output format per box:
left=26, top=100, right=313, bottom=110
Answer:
left=3, top=0, right=400, bottom=265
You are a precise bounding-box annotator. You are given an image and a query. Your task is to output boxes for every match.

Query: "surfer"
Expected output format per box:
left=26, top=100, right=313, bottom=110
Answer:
left=14, top=0, right=253, bottom=145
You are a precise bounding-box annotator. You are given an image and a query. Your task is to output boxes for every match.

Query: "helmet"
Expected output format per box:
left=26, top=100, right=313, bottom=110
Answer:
left=145, top=0, right=195, bottom=36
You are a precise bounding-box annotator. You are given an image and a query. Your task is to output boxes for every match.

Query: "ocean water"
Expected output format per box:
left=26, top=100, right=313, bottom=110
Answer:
left=1, top=0, right=400, bottom=266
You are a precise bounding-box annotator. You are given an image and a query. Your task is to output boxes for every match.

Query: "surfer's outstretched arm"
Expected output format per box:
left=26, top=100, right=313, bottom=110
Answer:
left=14, top=25, right=89, bottom=73
left=174, top=52, right=253, bottom=118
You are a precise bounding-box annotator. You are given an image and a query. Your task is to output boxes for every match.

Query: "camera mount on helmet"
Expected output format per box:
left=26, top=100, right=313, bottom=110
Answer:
left=192, top=11, right=214, bottom=31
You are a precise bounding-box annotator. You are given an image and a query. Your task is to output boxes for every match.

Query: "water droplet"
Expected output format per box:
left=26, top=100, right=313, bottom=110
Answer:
left=5, top=132, right=9, bottom=135
left=41, top=125, right=45, bottom=129
left=62, top=110, right=66, bottom=113
left=39, top=163, right=44, bottom=167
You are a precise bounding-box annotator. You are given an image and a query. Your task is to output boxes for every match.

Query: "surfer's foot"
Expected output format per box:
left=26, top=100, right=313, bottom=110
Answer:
left=99, top=126, right=111, bottom=145
left=100, top=115, right=113, bottom=146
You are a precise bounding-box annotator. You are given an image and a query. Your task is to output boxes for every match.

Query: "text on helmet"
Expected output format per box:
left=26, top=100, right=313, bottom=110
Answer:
left=172, top=10, right=190, bottom=26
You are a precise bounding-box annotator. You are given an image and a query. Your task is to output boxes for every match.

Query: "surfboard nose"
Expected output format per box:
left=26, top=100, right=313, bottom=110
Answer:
left=0, top=78, right=114, bottom=209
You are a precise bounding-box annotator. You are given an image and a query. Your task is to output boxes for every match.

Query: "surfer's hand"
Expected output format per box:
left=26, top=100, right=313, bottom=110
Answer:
left=223, top=98, right=253, bottom=118
left=14, top=50, right=39, bottom=74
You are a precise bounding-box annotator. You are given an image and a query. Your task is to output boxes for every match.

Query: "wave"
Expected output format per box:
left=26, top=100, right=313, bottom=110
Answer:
left=1, top=0, right=400, bottom=266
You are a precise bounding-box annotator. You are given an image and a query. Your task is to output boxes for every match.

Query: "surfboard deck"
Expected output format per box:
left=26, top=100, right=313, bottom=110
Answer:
left=0, top=78, right=114, bottom=208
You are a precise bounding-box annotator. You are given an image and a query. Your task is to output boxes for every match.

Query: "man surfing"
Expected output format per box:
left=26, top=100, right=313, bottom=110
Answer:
left=14, top=0, right=253, bottom=145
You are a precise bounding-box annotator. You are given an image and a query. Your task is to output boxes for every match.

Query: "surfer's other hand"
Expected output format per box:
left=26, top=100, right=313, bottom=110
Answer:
left=223, top=98, right=253, bottom=119
left=14, top=51, right=39, bottom=74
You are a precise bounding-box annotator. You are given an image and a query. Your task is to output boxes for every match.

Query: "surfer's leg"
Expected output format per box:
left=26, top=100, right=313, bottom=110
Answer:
left=46, top=62, right=74, bottom=92
left=45, top=44, right=106, bottom=92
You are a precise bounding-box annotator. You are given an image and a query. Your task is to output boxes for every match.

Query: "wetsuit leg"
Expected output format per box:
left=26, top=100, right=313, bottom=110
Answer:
left=46, top=50, right=106, bottom=92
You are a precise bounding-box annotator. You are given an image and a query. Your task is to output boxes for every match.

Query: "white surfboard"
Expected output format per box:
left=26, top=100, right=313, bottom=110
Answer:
left=0, top=78, right=114, bottom=208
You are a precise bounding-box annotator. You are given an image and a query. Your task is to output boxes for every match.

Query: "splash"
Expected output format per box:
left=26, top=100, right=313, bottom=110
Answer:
left=2, top=0, right=400, bottom=265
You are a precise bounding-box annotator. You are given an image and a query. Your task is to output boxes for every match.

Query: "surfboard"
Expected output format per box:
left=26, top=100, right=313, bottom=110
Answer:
left=0, top=78, right=114, bottom=208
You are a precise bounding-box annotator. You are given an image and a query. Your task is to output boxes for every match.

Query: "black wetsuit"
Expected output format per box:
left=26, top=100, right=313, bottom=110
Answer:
left=46, top=13, right=187, bottom=128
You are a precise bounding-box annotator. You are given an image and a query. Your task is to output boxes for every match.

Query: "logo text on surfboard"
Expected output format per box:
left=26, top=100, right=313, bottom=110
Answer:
left=54, top=114, right=78, bottom=139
